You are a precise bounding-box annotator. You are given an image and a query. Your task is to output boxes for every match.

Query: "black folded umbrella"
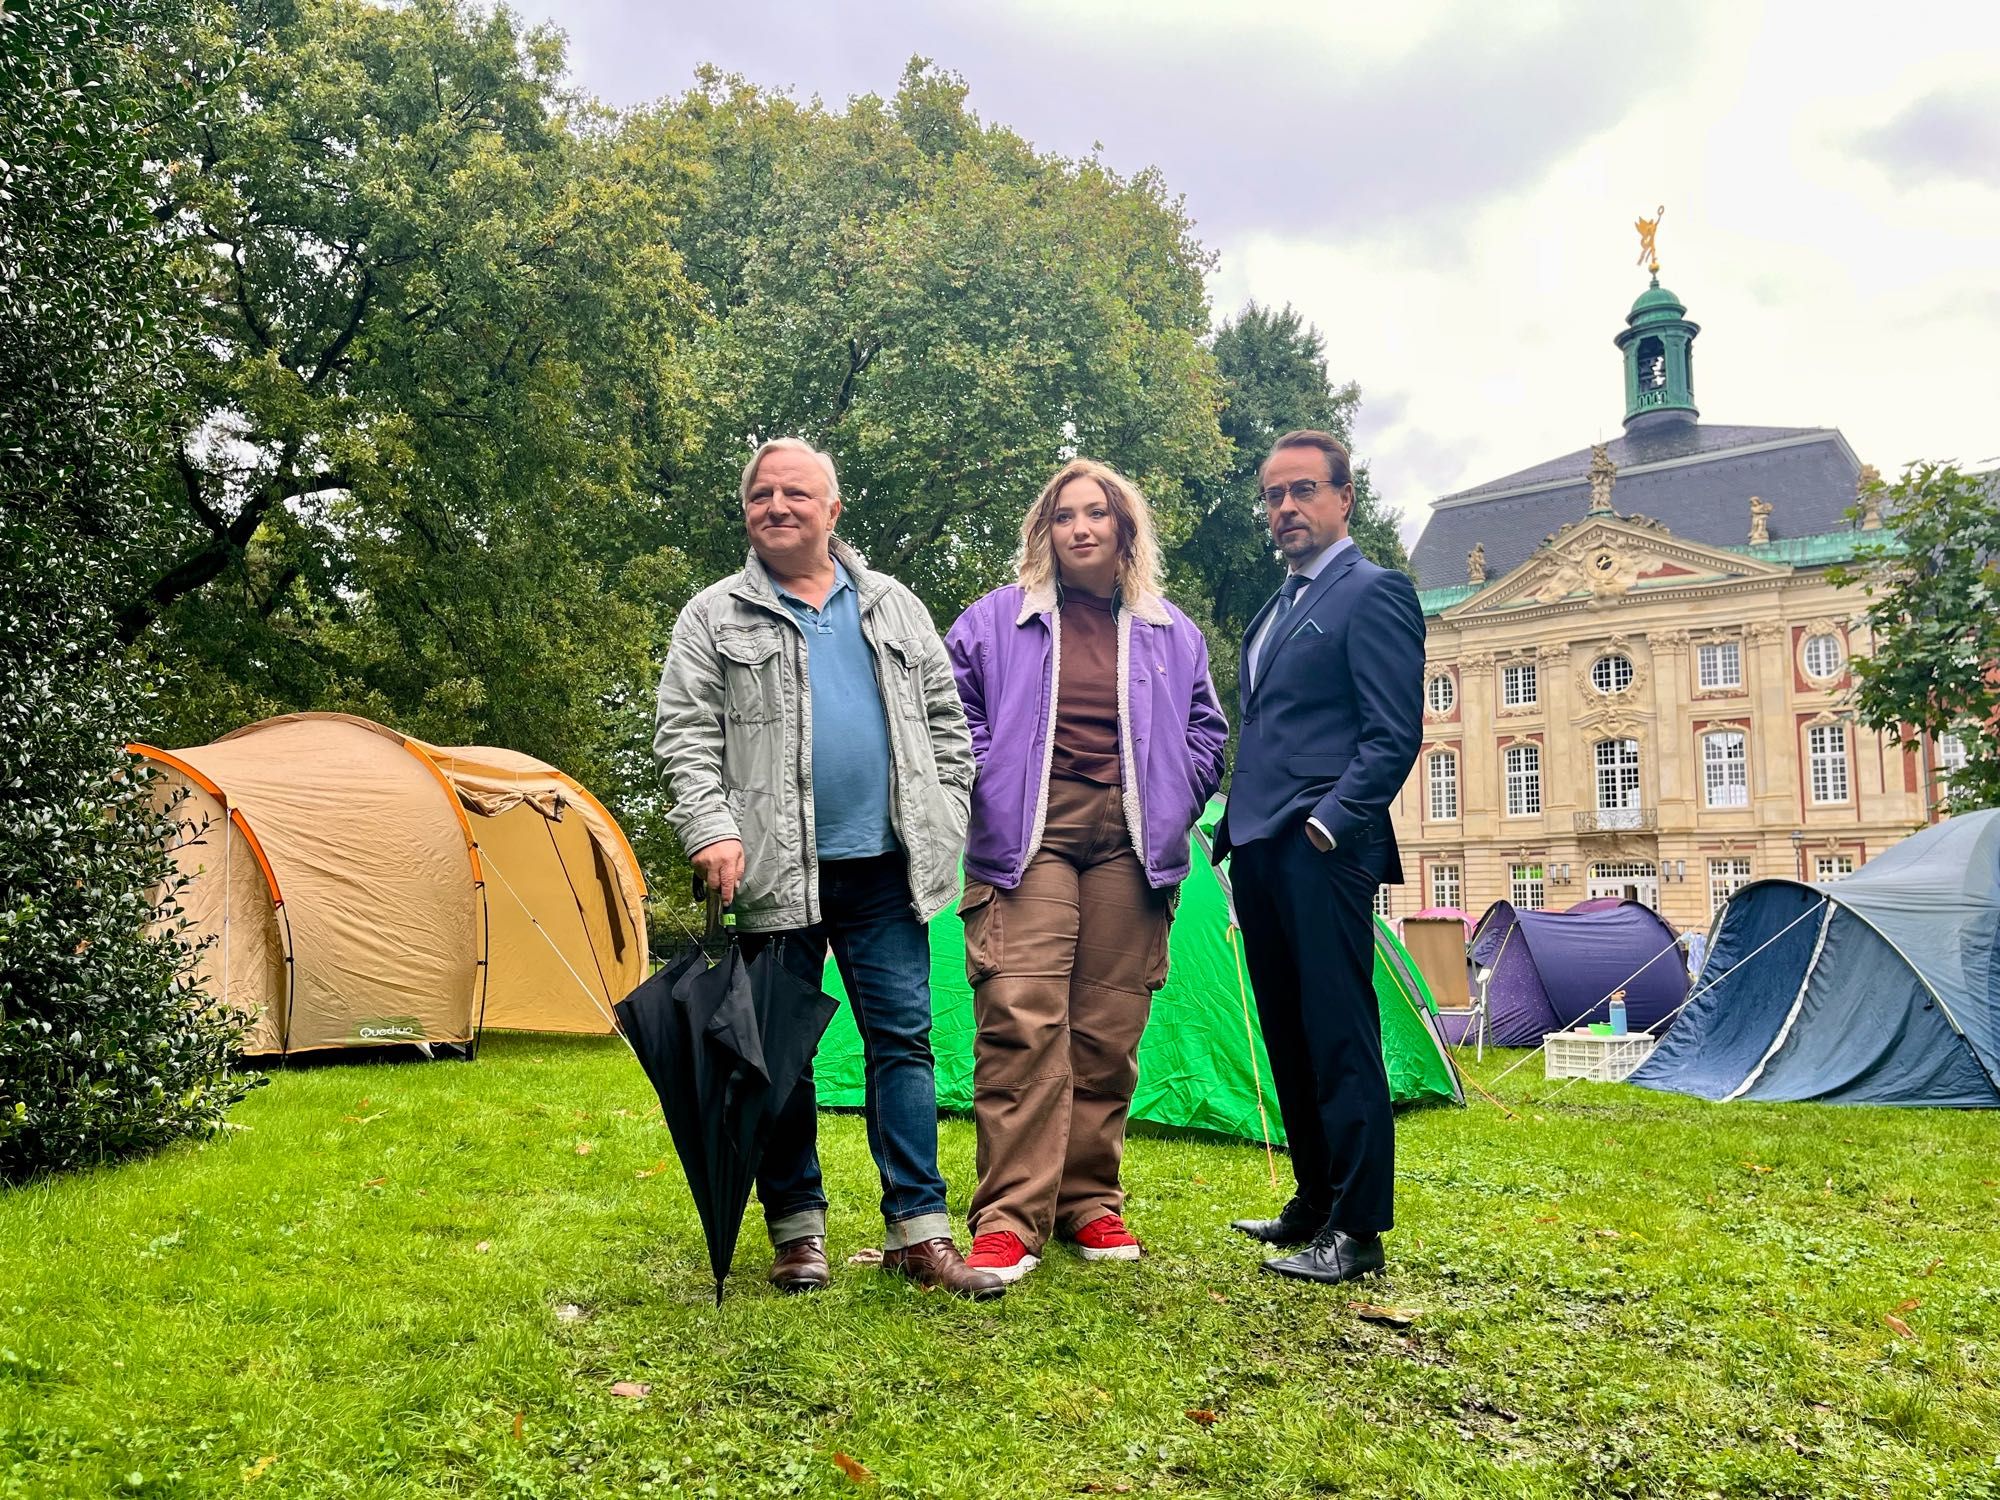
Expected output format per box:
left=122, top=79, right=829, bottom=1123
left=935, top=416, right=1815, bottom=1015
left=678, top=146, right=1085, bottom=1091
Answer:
left=616, top=904, right=838, bottom=1303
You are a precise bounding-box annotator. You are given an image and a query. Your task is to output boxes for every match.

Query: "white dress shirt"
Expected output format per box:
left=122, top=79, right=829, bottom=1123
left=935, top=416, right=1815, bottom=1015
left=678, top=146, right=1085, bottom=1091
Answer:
left=1247, top=535, right=1355, bottom=853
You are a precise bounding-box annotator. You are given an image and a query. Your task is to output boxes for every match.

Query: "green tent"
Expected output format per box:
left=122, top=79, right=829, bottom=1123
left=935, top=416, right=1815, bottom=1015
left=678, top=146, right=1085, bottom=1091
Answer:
left=818, top=803, right=1462, bottom=1142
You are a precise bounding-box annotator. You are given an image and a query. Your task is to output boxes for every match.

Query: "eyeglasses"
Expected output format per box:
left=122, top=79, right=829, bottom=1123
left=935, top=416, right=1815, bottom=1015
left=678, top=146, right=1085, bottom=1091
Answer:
left=1260, top=478, right=1343, bottom=508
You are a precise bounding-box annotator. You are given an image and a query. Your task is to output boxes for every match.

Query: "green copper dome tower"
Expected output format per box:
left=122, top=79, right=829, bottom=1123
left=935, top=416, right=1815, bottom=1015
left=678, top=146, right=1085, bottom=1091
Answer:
left=1615, top=274, right=1699, bottom=432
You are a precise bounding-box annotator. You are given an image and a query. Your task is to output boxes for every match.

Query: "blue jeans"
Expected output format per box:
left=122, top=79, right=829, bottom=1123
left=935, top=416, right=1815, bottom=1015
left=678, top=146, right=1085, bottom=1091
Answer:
left=741, top=850, right=952, bottom=1251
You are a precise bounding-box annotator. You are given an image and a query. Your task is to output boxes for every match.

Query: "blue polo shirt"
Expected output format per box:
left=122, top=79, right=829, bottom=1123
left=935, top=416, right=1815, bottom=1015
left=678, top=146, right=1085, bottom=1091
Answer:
left=772, top=561, right=898, bottom=860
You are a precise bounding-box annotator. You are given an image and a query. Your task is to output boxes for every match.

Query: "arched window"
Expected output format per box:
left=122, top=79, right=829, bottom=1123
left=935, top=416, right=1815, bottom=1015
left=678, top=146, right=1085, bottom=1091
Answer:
left=1594, top=738, right=1642, bottom=827
left=1425, top=672, right=1456, bottom=715
left=1427, top=750, right=1459, bottom=820
left=1504, top=744, right=1541, bottom=817
left=1702, top=730, right=1748, bottom=808
left=1636, top=335, right=1667, bottom=391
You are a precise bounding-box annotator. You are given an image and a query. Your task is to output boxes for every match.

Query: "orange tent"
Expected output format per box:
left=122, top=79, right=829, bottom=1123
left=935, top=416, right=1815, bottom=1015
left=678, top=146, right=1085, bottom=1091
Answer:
left=131, top=713, right=645, bottom=1055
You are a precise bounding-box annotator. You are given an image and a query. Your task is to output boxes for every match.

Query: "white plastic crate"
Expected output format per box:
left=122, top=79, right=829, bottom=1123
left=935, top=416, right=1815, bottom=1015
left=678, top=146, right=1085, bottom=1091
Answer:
left=1543, top=1030, right=1656, bottom=1083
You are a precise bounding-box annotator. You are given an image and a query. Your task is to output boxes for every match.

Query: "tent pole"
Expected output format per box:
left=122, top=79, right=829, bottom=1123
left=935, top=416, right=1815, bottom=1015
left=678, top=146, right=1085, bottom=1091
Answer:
left=1224, top=925, right=1280, bottom=1191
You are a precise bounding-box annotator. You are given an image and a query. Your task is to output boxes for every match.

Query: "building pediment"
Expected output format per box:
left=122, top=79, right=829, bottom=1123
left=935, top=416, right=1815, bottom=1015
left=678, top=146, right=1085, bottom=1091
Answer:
left=1442, top=516, right=1791, bottom=621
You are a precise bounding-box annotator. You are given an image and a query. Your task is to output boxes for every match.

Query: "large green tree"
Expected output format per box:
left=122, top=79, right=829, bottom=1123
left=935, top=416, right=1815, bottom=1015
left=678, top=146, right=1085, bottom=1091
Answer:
left=1833, top=462, right=2000, bottom=814
left=630, top=62, right=1230, bottom=623
left=132, top=0, right=702, bottom=792
left=1180, top=302, right=1409, bottom=709
left=1, top=0, right=251, bottom=1178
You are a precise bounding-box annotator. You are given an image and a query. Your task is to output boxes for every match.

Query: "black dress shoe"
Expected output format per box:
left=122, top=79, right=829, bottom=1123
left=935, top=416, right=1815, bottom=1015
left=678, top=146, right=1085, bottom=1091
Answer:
left=1261, top=1228, right=1385, bottom=1285
left=1229, top=1197, right=1329, bottom=1246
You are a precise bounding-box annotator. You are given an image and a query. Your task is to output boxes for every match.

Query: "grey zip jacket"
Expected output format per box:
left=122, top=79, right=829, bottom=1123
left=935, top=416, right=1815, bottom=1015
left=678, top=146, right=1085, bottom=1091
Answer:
left=654, top=537, right=973, bottom=932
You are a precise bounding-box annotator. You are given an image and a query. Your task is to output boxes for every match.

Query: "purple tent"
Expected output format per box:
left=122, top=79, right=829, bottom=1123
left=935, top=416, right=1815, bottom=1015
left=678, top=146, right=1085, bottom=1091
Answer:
left=1468, top=899, right=1688, bottom=1046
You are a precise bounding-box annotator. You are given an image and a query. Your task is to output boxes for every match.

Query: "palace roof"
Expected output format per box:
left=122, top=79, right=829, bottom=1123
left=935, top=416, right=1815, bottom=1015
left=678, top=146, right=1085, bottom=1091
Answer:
left=1407, top=423, right=1863, bottom=591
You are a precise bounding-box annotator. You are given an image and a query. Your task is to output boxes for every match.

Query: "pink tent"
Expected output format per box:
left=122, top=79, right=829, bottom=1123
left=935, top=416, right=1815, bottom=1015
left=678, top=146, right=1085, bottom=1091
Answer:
left=1406, top=906, right=1473, bottom=938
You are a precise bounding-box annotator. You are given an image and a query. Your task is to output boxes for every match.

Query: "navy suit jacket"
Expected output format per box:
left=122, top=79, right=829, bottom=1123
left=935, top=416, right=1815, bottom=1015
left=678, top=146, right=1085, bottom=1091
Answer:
left=1213, top=545, right=1426, bottom=884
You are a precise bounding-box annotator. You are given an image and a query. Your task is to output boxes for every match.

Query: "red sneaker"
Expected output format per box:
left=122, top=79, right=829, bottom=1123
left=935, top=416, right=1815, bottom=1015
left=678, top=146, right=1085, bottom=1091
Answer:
left=1071, top=1213, right=1143, bottom=1261
left=965, top=1230, right=1039, bottom=1283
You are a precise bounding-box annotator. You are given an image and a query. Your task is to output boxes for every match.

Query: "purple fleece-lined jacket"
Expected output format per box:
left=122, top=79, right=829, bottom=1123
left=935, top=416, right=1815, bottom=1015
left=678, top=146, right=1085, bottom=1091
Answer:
left=945, top=582, right=1229, bottom=890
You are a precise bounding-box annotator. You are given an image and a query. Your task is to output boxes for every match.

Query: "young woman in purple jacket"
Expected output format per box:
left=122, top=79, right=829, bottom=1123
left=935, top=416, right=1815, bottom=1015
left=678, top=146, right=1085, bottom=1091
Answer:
left=945, top=458, right=1229, bottom=1283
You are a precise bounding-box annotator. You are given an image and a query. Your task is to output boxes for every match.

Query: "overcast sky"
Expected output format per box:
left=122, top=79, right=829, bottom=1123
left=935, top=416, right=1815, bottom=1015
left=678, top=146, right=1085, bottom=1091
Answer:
left=516, top=0, right=2000, bottom=543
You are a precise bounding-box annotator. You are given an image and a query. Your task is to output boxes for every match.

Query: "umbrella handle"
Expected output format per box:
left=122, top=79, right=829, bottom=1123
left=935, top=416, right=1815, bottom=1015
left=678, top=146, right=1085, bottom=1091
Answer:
left=703, top=887, right=727, bottom=945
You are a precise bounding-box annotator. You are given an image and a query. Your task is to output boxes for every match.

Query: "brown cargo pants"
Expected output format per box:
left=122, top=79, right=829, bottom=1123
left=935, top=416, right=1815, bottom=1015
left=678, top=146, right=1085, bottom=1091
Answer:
left=961, top=777, right=1174, bottom=1251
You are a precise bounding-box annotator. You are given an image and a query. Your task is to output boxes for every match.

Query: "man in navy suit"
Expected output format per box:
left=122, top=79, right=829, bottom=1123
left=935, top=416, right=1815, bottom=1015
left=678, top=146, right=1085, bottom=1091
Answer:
left=1213, top=430, right=1425, bottom=1284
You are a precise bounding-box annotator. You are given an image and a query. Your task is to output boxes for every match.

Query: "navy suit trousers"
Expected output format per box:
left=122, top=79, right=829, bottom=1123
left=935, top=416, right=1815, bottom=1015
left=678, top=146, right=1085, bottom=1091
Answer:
left=1231, top=821, right=1393, bottom=1234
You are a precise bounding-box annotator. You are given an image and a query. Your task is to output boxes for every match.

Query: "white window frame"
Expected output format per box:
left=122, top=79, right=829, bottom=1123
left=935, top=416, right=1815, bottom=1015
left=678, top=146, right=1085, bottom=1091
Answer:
left=1808, top=723, right=1850, bottom=804
left=1504, top=743, right=1542, bottom=817
left=1813, top=853, right=1855, bottom=881
left=1702, top=730, right=1749, bottom=808
left=1708, top=857, right=1753, bottom=916
left=1429, top=862, right=1462, bottom=910
left=1373, top=887, right=1394, bottom=920
left=1510, top=862, right=1547, bottom=910
left=1594, top=738, right=1642, bottom=813
left=1427, top=749, right=1459, bottom=821
left=1696, top=640, right=1742, bottom=690
left=1802, top=632, right=1844, bottom=681
left=1501, top=662, right=1538, bottom=707
left=1425, top=672, right=1457, bottom=716
left=1590, top=653, right=1635, bottom=694
left=1938, top=731, right=1969, bottom=775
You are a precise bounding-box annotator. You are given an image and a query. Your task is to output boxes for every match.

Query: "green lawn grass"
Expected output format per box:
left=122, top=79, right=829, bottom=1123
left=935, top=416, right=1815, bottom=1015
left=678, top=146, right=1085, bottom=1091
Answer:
left=3, top=1035, right=1997, bottom=1498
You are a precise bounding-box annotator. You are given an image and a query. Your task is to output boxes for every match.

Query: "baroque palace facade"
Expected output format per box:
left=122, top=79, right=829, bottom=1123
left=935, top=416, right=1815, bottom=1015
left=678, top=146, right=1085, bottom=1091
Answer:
left=1381, top=271, right=1956, bottom=934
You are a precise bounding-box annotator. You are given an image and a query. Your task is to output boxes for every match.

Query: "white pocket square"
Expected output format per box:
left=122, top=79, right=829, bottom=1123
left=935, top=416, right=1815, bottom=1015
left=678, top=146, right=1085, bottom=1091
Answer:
left=1289, top=618, right=1323, bottom=639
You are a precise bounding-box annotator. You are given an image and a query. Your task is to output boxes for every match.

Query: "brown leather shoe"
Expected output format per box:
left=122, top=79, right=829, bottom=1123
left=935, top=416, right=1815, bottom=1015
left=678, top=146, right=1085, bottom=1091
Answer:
left=769, top=1236, right=830, bottom=1294
left=882, top=1236, right=1005, bottom=1300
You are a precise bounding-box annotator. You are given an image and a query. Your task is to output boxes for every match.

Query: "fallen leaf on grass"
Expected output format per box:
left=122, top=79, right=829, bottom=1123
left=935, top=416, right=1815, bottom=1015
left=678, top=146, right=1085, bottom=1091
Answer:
left=1741, top=1161, right=1774, bottom=1175
left=832, top=1452, right=876, bottom=1483
left=634, top=1161, right=669, bottom=1180
left=1534, top=1215, right=1560, bottom=1224
left=846, top=1248, right=884, bottom=1266
left=511, top=1411, right=524, bottom=1442
left=1184, top=1408, right=1217, bottom=1427
left=574, top=1141, right=593, bottom=1156
left=341, top=1112, right=386, bottom=1125
left=242, top=1455, right=276, bottom=1482
left=555, top=1303, right=585, bottom=1323
left=1208, top=1291, right=1229, bottom=1304
left=612, top=1108, right=634, bottom=1118
left=609, top=1381, right=650, bottom=1399
left=1883, top=1314, right=1914, bottom=1339
left=1350, top=1302, right=1422, bottom=1327
left=475, top=1240, right=491, bottom=1254
left=362, top=1176, right=387, bottom=1189
left=1191, top=1174, right=1208, bottom=1185
left=1894, top=1297, right=1921, bottom=1313
left=1921, top=1258, right=1944, bottom=1277
left=1595, top=1229, right=1621, bottom=1239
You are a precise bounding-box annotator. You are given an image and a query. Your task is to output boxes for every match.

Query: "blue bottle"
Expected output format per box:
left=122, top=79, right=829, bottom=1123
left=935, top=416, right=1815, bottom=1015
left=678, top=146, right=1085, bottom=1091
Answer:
left=1608, top=998, right=1628, bottom=1036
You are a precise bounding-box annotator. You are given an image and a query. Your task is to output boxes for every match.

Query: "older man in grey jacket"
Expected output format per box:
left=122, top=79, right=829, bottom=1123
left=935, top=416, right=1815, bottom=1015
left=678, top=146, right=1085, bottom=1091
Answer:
left=655, top=438, right=999, bottom=1299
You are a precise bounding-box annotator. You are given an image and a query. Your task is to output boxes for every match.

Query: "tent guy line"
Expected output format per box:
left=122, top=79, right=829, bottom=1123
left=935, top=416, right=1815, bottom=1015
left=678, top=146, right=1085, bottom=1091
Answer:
left=1529, top=896, right=1833, bottom=1109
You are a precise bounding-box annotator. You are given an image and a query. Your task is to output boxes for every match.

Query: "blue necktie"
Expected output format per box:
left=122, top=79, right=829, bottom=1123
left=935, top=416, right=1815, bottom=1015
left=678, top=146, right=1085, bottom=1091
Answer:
left=1258, top=573, right=1310, bottom=685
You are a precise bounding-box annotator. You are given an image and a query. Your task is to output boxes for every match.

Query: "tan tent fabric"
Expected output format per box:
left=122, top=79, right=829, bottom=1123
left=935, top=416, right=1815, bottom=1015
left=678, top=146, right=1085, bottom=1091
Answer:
left=132, top=713, right=647, bottom=1055
left=1402, top=917, right=1473, bottom=1010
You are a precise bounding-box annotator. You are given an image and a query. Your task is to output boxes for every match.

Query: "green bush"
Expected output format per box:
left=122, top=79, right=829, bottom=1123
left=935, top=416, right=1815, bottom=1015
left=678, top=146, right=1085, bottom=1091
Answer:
left=0, top=0, right=253, bottom=1180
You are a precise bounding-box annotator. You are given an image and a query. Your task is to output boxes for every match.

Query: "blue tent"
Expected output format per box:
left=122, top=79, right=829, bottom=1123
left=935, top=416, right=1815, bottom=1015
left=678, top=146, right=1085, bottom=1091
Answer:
left=1631, top=811, right=2000, bottom=1107
left=1467, top=898, right=1687, bottom=1046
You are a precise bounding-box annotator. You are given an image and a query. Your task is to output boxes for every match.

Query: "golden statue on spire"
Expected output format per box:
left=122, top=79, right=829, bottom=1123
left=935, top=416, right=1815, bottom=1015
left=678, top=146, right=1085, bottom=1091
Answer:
left=1634, top=204, right=1665, bottom=275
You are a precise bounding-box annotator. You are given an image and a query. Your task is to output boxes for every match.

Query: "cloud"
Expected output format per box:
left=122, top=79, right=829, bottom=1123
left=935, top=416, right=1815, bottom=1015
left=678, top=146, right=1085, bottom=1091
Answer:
left=1850, top=83, right=2000, bottom=191
left=528, top=0, right=1694, bottom=248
